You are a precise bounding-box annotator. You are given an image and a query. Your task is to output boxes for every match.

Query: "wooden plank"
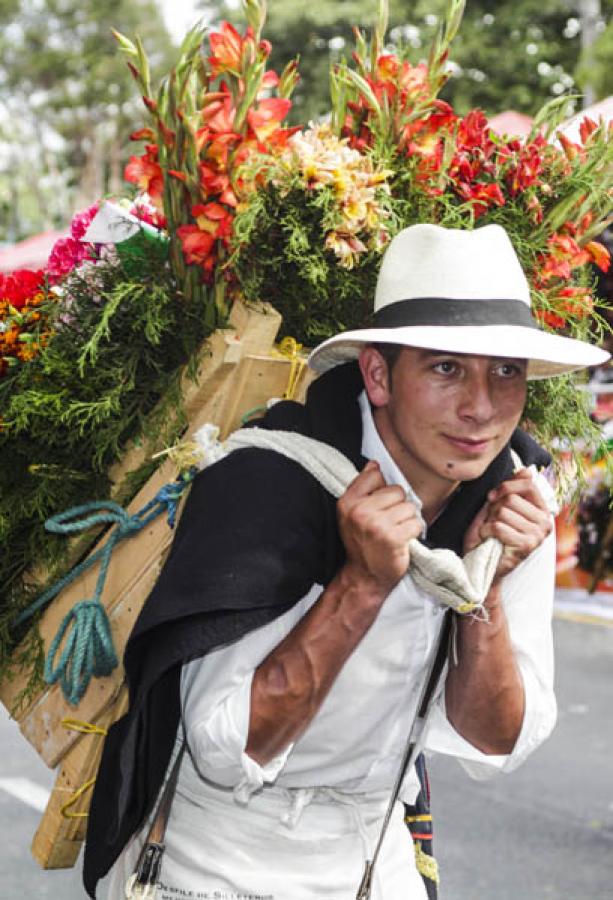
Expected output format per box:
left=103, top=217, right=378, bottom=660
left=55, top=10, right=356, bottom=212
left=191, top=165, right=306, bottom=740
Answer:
left=31, top=690, right=128, bottom=869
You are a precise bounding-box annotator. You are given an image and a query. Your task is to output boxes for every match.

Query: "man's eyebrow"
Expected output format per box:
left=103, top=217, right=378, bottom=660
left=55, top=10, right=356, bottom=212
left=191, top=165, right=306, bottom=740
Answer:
left=416, top=349, right=527, bottom=364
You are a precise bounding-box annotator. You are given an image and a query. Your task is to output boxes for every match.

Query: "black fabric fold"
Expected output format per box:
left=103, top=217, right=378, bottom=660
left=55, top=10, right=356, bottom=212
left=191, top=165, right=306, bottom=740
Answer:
left=83, top=362, right=550, bottom=896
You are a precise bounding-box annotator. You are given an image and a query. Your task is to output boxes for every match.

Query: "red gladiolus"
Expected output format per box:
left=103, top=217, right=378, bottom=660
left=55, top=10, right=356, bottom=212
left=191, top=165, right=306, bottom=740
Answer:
left=258, top=39, right=272, bottom=58
left=536, top=309, right=566, bottom=329
left=398, top=61, right=429, bottom=95
left=456, top=109, right=494, bottom=155
left=538, top=232, right=592, bottom=282
left=506, top=137, right=546, bottom=196
left=201, top=94, right=237, bottom=135
left=456, top=181, right=505, bottom=218
left=260, top=69, right=280, bottom=91
left=192, top=202, right=234, bottom=242
left=198, top=164, right=237, bottom=206
left=130, top=127, right=156, bottom=142
left=247, top=97, right=292, bottom=142
left=176, top=225, right=216, bottom=267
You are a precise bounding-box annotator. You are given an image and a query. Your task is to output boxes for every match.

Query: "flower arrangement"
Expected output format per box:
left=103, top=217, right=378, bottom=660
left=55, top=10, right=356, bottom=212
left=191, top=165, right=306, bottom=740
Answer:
left=1, top=0, right=611, bottom=685
left=0, top=269, right=50, bottom=376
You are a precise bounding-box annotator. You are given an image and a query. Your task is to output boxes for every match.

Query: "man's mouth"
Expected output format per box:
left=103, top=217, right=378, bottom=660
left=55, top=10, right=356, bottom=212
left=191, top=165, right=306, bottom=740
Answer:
left=443, top=435, right=493, bottom=454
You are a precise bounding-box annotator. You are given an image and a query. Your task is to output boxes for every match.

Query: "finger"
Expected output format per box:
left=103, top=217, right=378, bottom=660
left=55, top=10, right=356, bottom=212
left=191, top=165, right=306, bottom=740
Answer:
left=487, top=492, right=552, bottom=527
left=488, top=472, right=549, bottom=513
left=386, top=503, right=422, bottom=529
left=344, top=461, right=388, bottom=499
left=488, top=505, right=547, bottom=534
left=480, top=519, right=544, bottom=554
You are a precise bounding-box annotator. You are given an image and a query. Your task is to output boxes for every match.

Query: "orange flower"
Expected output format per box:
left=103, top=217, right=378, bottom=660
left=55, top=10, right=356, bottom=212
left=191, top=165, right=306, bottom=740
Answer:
left=398, top=61, right=429, bottom=96
left=247, top=97, right=292, bottom=142
left=558, top=287, right=594, bottom=317
left=558, top=133, right=581, bottom=162
left=208, top=22, right=252, bottom=77
left=201, top=91, right=237, bottom=134
left=579, top=116, right=598, bottom=145
left=376, top=54, right=399, bottom=82
left=585, top=240, right=611, bottom=273
left=191, top=202, right=234, bottom=242
left=124, top=145, right=164, bottom=208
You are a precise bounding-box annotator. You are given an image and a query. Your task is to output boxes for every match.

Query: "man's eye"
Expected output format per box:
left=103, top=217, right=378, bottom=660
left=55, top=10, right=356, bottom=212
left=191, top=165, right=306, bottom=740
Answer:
left=495, top=362, right=523, bottom=378
left=433, top=360, right=457, bottom=374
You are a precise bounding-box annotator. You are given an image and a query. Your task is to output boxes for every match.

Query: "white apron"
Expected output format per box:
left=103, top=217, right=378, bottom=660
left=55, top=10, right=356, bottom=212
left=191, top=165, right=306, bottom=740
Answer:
left=106, top=750, right=428, bottom=900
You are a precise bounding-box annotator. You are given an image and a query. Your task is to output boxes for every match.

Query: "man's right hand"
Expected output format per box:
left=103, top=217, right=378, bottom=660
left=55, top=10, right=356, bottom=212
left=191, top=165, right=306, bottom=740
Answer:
left=337, top=460, right=423, bottom=595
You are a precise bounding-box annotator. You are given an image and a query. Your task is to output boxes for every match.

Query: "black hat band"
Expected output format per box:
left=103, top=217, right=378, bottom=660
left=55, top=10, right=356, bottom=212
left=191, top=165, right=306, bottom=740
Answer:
left=373, top=297, right=538, bottom=329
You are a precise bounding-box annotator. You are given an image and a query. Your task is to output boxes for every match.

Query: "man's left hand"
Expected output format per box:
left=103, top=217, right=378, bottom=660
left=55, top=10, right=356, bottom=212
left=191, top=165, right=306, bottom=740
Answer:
left=463, top=470, right=553, bottom=581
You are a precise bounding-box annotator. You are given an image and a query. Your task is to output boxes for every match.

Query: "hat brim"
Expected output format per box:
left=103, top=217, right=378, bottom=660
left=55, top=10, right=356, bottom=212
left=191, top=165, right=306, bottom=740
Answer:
left=307, top=325, right=610, bottom=379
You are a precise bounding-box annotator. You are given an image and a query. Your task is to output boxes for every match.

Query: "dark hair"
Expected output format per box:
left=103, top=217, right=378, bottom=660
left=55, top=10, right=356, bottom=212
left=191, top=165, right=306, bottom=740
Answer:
left=370, top=342, right=403, bottom=373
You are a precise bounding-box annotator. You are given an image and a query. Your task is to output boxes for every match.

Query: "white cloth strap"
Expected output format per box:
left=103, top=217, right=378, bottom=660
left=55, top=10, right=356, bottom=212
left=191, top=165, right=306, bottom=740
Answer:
left=194, top=425, right=529, bottom=614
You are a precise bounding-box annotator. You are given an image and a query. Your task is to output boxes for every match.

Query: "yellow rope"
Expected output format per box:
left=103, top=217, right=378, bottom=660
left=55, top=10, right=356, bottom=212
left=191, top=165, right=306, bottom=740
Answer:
left=61, top=717, right=108, bottom=736
left=271, top=336, right=307, bottom=400
left=59, top=777, right=96, bottom=819
left=413, top=840, right=440, bottom=884
left=57, top=718, right=107, bottom=818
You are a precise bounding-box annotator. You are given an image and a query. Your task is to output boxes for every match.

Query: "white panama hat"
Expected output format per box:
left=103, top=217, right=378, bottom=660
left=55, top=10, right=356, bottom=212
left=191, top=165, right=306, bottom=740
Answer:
left=308, top=223, right=610, bottom=379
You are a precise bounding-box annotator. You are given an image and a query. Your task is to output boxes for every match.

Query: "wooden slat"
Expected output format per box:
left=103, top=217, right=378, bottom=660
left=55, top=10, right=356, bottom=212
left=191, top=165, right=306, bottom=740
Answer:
left=31, top=690, right=128, bottom=869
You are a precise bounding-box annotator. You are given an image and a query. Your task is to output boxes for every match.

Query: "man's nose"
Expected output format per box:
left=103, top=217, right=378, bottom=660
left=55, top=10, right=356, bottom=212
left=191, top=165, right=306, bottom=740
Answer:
left=458, top=375, right=495, bottom=422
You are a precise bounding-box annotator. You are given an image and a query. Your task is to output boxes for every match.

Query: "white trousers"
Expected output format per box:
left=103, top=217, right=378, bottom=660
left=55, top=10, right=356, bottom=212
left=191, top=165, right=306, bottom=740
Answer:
left=107, top=753, right=428, bottom=900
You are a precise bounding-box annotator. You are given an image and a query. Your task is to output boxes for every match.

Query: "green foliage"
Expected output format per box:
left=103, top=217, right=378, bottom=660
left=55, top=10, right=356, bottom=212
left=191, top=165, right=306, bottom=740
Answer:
left=0, top=248, right=213, bottom=676
left=233, top=181, right=381, bottom=342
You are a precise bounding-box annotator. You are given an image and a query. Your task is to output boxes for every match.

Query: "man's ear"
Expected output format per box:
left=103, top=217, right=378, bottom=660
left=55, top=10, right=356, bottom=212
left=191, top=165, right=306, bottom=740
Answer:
left=358, top=346, right=391, bottom=408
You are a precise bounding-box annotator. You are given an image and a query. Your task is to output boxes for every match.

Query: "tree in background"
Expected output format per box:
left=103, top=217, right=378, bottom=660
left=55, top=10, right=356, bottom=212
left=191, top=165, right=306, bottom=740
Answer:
left=0, top=0, right=173, bottom=240
left=204, top=0, right=612, bottom=123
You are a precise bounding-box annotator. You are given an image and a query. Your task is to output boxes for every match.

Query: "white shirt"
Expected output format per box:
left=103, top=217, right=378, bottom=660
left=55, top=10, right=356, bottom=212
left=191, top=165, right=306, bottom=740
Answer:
left=181, top=392, right=557, bottom=804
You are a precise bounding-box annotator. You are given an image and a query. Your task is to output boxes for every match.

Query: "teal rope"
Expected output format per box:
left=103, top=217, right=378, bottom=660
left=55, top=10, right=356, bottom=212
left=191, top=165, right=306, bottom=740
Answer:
left=14, top=472, right=195, bottom=706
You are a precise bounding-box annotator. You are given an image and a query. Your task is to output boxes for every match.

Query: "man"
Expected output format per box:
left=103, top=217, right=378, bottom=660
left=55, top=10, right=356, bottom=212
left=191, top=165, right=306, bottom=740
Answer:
left=85, top=224, right=608, bottom=899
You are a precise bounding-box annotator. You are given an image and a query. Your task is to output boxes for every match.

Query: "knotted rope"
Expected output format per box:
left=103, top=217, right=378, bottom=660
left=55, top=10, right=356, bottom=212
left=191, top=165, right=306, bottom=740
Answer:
left=14, top=474, right=194, bottom=706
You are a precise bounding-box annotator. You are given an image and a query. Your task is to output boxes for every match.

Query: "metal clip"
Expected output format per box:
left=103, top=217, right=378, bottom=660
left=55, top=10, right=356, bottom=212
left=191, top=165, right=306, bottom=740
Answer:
left=355, top=859, right=373, bottom=900
left=124, top=841, right=165, bottom=899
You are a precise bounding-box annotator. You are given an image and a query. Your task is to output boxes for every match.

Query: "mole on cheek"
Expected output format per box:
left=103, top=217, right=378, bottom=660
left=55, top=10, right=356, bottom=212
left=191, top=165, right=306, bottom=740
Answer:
left=446, top=462, right=454, bottom=469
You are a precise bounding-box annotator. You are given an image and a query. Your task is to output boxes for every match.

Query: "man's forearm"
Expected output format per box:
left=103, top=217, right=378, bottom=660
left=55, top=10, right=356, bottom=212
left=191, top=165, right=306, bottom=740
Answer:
left=445, top=583, right=525, bottom=755
left=246, top=565, right=389, bottom=766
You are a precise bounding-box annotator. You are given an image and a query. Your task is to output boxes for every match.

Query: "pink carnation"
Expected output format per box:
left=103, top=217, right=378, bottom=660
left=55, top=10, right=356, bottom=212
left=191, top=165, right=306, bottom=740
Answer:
left=47, top=236, right=92, bottom=281
left=70, top=203, right=99, bottom=241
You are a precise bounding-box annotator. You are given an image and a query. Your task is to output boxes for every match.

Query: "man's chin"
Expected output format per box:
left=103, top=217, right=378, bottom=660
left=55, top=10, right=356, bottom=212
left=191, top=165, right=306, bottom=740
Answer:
left=441, top=455, right=498, bottom=483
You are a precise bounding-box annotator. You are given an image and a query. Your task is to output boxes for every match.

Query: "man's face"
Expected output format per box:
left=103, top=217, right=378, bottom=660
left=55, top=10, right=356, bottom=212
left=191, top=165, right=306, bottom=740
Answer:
left=361, top=346, right=528, bottom=495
